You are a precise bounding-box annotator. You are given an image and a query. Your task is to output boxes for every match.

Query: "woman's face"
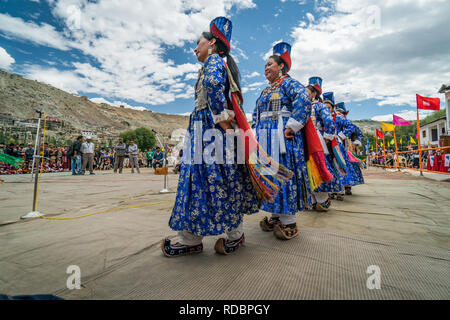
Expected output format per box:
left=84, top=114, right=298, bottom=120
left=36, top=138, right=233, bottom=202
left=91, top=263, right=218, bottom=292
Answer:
left=194, top=36, right=215, bottom=63
left=265, top=58, right=283, bottom=83
left=324, top=102, right=334, bottom=114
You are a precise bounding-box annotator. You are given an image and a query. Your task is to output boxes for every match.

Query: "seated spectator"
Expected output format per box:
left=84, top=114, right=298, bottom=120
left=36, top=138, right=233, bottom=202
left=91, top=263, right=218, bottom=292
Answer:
left=152, top=147, right=164, bottom=169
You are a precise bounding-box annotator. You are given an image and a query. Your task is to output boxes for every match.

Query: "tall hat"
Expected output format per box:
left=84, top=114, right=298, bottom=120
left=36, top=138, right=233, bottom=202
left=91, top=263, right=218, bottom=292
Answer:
left=323, top=92, right=335, bottom=106
left=335, top=102, right=349, bottom=115
left=308, top=77, right=323, bottom=95
left=210, top=17, right=232, bottom=53
left=273, top=42, right=292, bottom=72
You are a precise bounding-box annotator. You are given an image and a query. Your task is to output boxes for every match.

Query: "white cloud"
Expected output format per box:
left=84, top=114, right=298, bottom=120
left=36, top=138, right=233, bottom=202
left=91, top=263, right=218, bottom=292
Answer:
left=306, top=12, right=315, bottom=23
left=0, top=13, right=70, bottom=50
left=288, top=0, right=450, bottom=108
left=245, top=71, right=260, bottom=78
left=25, top=65, right=86, bottom=93
left=1, top=0, right=256, bottom=106
left=0, top=46, right=15, bottom=69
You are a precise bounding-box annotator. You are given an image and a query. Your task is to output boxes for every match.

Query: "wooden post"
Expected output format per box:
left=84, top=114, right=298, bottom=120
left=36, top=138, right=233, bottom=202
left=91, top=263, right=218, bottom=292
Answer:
left=393, top=128, right=400, bottom=170
left=416, top=109, right=423, bottom=176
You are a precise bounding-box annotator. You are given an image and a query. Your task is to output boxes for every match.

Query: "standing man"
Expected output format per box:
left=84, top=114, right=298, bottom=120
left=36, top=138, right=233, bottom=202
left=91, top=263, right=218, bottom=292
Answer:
left=113, top=137, right=127, bottom=174
left=25, top=144, right=34, bottom=169
left=69, top=136, right=83, bottom=175
left=81, top=136, right=95, bottom=175
left=128, top=140, right=140, bottom=173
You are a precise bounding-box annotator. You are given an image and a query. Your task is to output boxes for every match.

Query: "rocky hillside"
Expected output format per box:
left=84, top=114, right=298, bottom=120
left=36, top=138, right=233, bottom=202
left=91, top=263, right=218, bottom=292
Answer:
left=0, top=69, right=189, bottom=139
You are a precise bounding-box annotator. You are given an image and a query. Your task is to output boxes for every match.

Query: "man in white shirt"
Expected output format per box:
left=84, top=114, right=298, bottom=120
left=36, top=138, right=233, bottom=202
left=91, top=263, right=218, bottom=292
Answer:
left=128, top=140, right=140, bottom=173
left=81, top=136, right=95, bottom=175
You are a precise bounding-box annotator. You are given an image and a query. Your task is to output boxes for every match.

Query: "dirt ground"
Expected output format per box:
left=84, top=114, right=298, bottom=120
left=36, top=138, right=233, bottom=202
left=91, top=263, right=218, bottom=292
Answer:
left=0, top=167, right=449, bottom=299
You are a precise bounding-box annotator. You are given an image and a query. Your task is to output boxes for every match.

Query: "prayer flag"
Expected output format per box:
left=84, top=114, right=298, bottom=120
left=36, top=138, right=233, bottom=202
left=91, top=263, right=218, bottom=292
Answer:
left=416, top=94, right=440, bottom=111
left=376, top=129, right=384, bottom=139
left=382, top=122, right=395, bottom=132
left=393, top=114, right=412, bottom=126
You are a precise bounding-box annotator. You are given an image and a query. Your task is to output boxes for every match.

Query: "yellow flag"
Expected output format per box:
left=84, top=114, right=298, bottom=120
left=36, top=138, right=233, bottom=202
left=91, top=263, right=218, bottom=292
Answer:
left=410, top=136, right=416, bottom=144
left=382, top=122, right=395, bottom=131
left=400, top=138, right=402, bottom=144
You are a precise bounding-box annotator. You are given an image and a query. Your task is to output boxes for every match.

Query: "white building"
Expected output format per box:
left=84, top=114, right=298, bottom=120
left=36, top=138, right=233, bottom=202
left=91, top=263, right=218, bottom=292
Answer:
left=438, top=84, right=450, bottom=135
left=420, top=116, right=447, bottom=147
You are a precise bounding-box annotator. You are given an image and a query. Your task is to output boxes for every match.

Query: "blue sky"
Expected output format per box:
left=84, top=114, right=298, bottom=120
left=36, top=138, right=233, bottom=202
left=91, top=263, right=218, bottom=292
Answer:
left=0, top=0, right=448, bottom=121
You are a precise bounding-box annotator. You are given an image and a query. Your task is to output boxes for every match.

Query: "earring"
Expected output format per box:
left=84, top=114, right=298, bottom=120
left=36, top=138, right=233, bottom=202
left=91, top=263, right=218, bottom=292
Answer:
left=208, top=46, right=213, bottom=56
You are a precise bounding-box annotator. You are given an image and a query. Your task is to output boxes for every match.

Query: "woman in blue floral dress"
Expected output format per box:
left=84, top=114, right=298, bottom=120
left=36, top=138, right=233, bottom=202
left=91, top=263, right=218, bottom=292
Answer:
left=161, top=17, right=260, bottom=257
left=252, top=42, right=312, bottom=240
left=306, top=79, right=343, bottom=212
left=335, top=103, right=360, bottom=194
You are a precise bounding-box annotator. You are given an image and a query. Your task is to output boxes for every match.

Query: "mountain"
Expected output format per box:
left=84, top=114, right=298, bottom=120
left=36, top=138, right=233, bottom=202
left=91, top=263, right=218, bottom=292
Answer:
left=0, top=69, right=189, bottom=143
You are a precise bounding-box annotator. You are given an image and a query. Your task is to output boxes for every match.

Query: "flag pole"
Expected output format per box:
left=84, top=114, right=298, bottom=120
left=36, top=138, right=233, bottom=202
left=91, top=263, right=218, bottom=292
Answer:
left=382, top=135, right=386, bottom=167
left=416, top=108, right=423, bottom=176
left=376, top=136, right=379, bottom=165
left=393, top=127, right=400, bottom=170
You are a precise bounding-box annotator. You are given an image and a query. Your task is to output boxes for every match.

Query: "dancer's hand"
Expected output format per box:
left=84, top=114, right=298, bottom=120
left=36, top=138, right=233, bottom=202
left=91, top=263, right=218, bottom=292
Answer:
left=218, top=117, right=236, bottom=131
left=284, top=128, right=295, bottom=139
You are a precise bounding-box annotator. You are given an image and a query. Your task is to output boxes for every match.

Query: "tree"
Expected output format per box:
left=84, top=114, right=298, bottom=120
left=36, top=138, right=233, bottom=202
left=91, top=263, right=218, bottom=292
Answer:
left=119, top=127, right=156, bottom=150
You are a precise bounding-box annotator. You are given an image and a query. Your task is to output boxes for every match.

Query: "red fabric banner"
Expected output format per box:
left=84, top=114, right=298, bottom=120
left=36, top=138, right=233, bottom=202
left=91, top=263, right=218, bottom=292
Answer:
left=416, top=94, right=440, bottom=111
left=376, top=129, right=384, bottom=139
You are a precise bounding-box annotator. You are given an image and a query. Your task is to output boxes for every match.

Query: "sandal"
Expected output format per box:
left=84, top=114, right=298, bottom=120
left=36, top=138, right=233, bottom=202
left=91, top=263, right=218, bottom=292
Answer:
left=161, top=238, right=203, bottom=257
left=214, top=234, right=245, bottom=255
left=314, top=199, right=330, bottom=212
left=345, top=187, right=352, bottom=195
left=273, top=223, right=299, bottom=240
left=259, top=216, right=281, bottom=232
left=336, top=194, right=345, bottom=201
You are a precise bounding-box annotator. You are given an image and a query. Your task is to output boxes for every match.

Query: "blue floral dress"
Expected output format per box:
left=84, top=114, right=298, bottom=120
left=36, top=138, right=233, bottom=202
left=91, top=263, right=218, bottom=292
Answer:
left=169, top=54, right=260, bottom=236
left=335, top=115, right=359, bottom=186
left=312, top=102, right=343, bottom=193
left=252, top=77, right=312, bottom=215
left=348, top=123, right=365, bottom=185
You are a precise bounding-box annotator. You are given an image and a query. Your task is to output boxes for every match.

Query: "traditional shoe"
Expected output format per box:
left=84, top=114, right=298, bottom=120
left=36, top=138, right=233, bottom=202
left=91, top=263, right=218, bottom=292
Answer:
left=160, top=238, right=203, bottom=257
left=313, top=201, right=328, bottom=212
left=273, top=223, right=299, bottom=240
left=329, top=193, right=336, bottom=200
left=336, top=194, right=345, bottom=201
left=345, top=187, right=352, bottom=195
left=259, top=216, right=281, bottom=232
left=214, top=234, right=245, bottom=255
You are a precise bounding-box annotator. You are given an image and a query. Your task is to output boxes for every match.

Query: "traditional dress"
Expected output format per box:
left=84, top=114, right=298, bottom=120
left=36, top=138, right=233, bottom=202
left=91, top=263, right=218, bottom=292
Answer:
left=335, top=113, right=359, bottom=188
left=163, top=17, right=259, bottom=256
left=348, top=123, right=365, bottom=185
left=252, top=42, right=312, bottom=238
left=308, top=79, right=343, bottom=209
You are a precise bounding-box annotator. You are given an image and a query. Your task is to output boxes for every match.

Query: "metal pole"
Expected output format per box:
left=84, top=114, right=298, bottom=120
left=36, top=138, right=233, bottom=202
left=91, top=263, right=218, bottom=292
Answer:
left=30, top=117, right=41, bottom=180
left=152, top=130, right=170, bottom=193
left=416, top=109, right=423, bottom=176
left=22, top=111, right=44, bottom=219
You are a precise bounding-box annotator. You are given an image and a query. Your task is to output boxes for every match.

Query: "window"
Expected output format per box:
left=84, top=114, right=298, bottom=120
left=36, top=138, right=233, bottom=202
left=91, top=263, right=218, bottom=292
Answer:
left=422, top=130, right=426, bottom=138
left=431, top=128, right=438, bottom=141
left=443, top=127, right=446, bottom=134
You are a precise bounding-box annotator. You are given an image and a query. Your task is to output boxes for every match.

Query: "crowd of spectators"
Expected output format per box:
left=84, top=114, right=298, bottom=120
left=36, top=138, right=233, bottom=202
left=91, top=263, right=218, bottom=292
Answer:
left=0, top=138, right=173, bottom=175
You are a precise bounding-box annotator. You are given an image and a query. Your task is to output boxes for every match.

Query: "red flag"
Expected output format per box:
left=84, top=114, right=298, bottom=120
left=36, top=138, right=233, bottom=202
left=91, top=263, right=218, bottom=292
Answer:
left=416, top=94, right=440, bottom=111
left=376, top=129, right=384, bottom=139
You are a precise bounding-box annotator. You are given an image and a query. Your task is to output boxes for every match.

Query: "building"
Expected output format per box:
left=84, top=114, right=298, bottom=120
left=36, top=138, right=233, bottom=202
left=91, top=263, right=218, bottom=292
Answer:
left=438, top=84, right=450, bottom=135
left=420, top=116, right=447, bottom=147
